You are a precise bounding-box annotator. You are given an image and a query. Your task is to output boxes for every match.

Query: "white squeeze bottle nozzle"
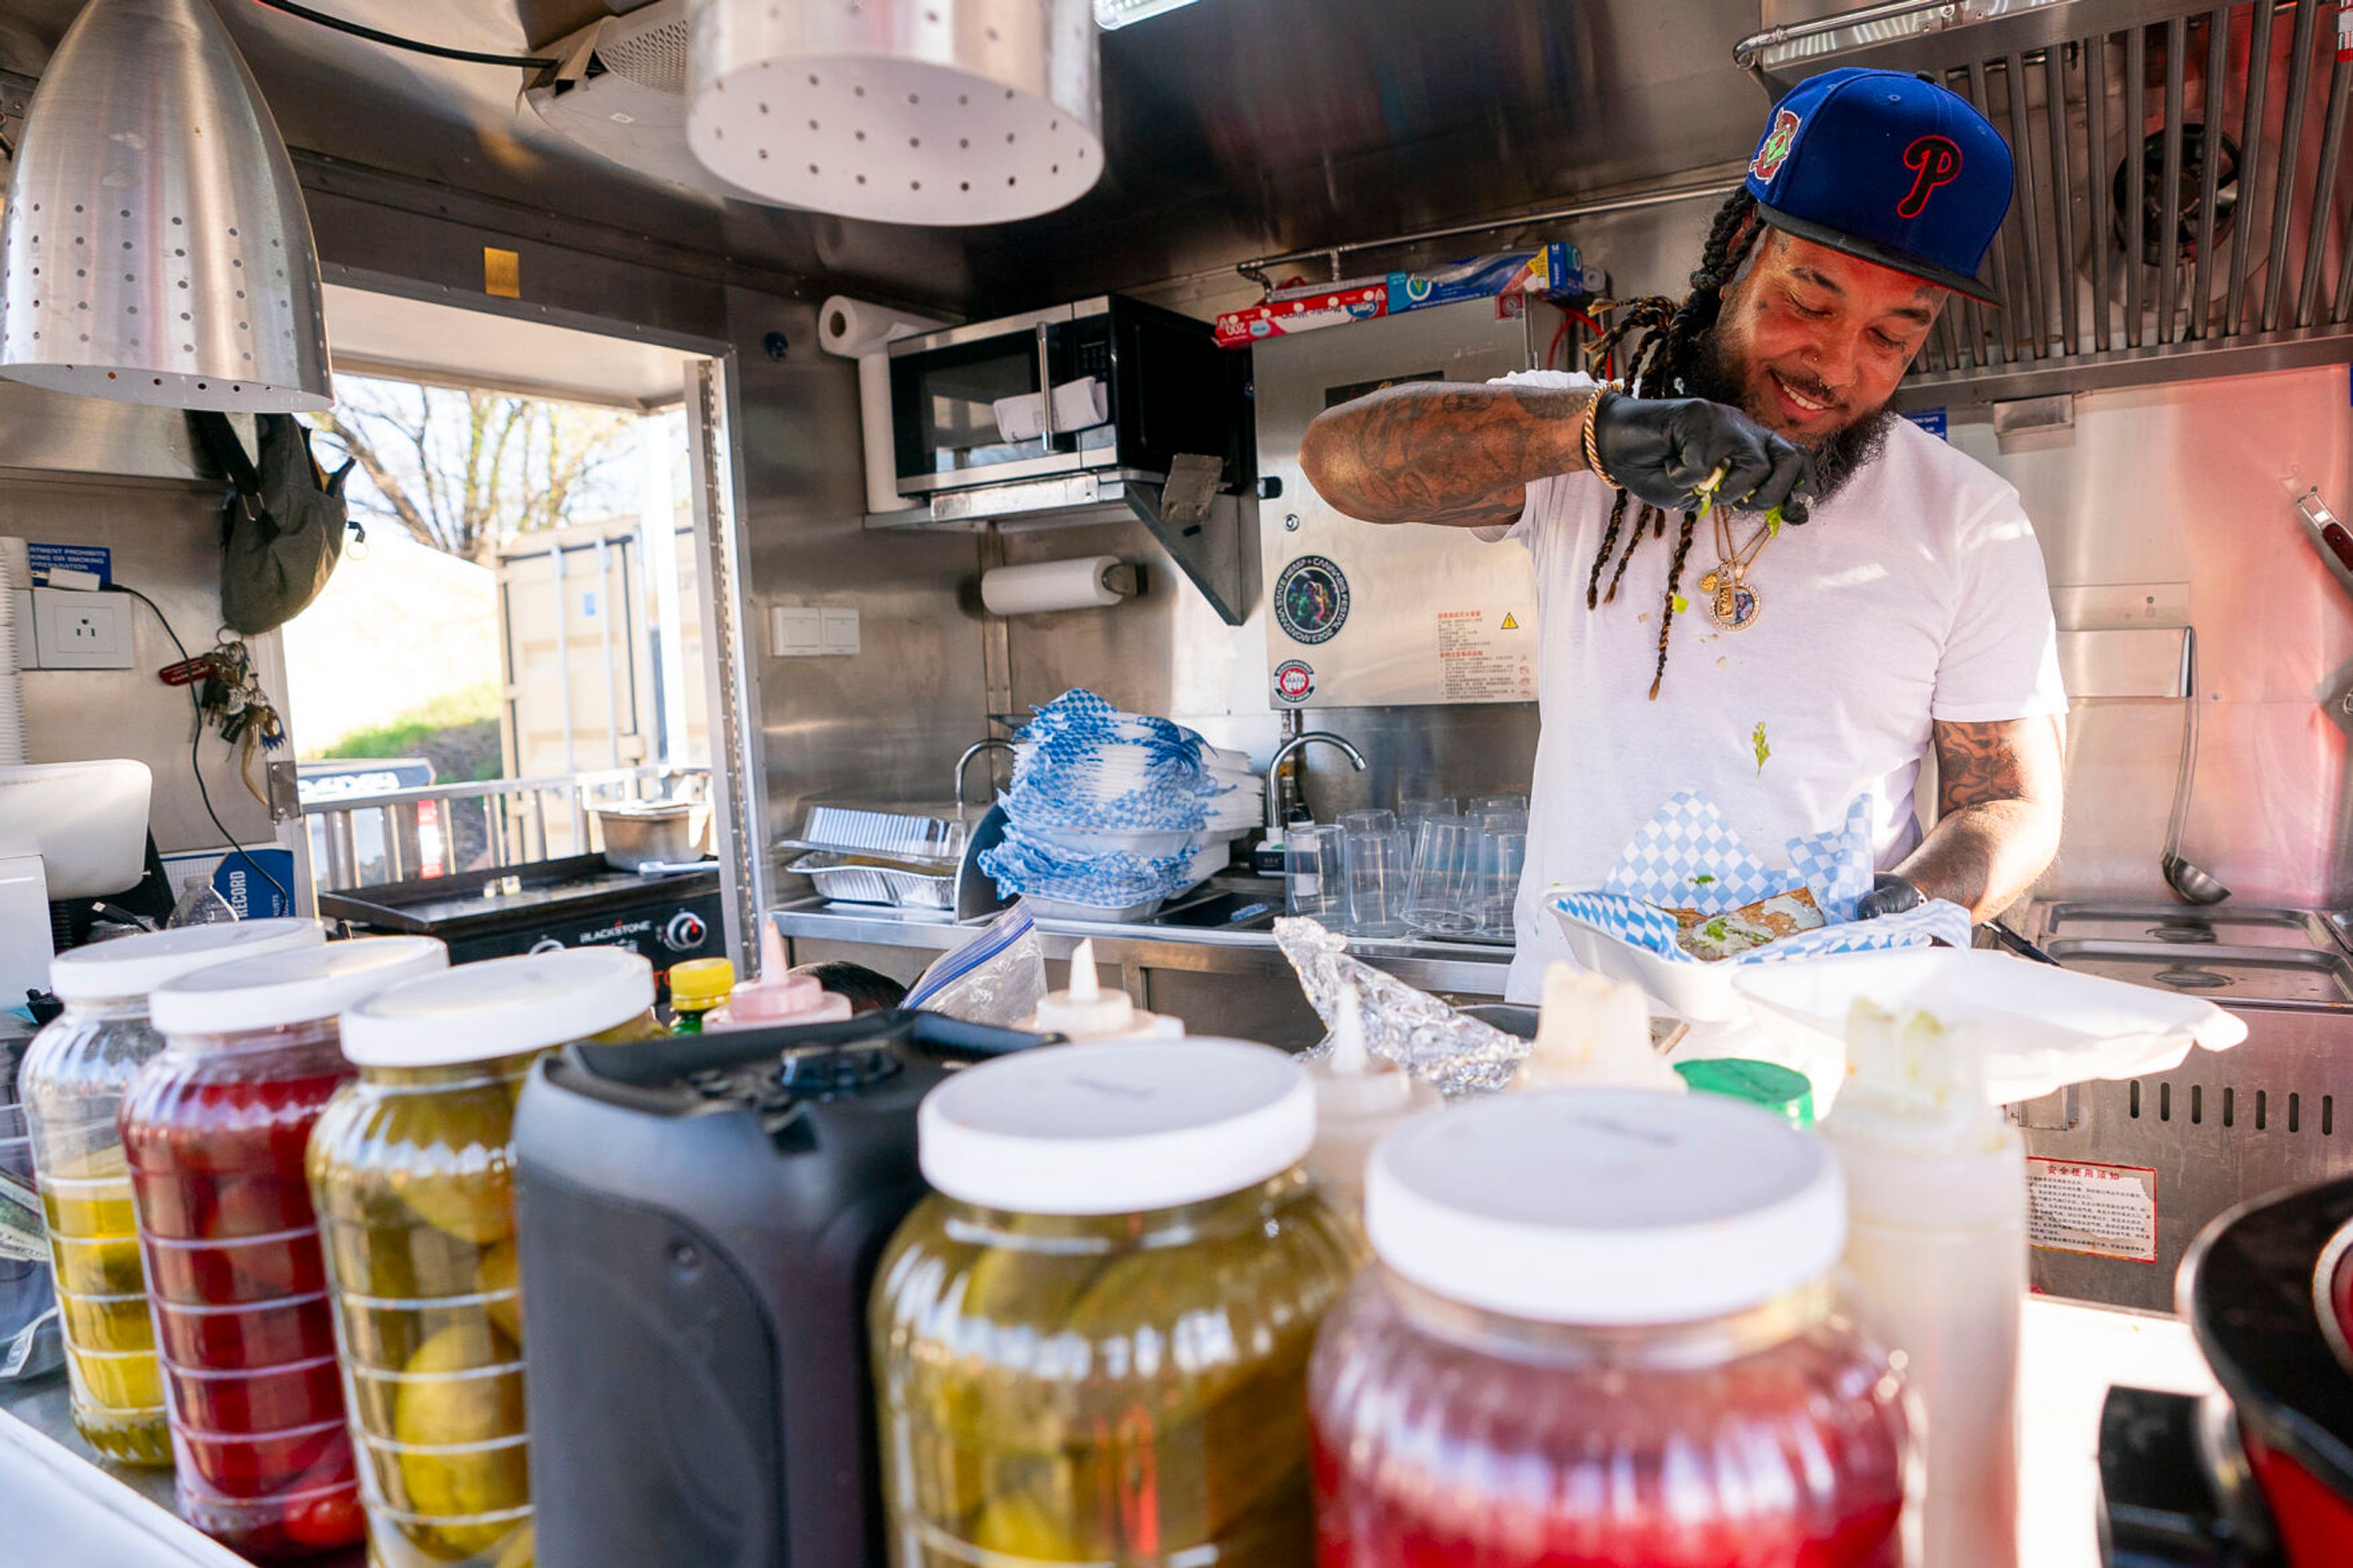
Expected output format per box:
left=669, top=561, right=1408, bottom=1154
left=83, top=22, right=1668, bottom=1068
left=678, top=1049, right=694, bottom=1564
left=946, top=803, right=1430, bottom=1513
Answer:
left=1025, top=938, right=1182, bottom=1040
left=1822, top=999, right=2025, bottom=1568
left=1513, top=961, right=1683, bottom=1091
left=1305, top=985, right=1441, bottom=1211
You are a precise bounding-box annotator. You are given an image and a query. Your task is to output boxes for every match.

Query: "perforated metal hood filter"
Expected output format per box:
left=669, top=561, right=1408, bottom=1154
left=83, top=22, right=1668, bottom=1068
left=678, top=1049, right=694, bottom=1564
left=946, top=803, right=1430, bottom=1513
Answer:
left=0, top=0, right=331, bottom=412
left=686, top=0, right=1104, bottom=226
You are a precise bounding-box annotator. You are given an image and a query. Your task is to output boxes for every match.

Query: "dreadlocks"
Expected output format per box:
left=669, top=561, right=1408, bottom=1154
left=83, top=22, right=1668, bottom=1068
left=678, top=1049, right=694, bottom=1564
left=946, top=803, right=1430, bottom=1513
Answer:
left=1585, top=187, right=1767, bottom=700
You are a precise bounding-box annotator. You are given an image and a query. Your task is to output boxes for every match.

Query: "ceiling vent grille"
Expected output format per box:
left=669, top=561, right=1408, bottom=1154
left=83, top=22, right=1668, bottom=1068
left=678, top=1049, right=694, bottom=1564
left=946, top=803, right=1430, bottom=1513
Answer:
left=1825, top=0, right=2353, bottom=401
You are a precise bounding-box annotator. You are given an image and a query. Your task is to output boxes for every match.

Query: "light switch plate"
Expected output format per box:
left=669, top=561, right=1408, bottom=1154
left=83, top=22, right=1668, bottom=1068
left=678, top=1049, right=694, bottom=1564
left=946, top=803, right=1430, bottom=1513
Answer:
left=770, top=605, right=860, bottom=657
left=32, top=588, right=133, bottom=669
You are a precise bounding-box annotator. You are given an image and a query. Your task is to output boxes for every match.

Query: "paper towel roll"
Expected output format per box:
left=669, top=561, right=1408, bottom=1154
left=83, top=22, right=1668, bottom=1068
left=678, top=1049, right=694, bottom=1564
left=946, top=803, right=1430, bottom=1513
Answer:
left=981, top=556, right=1136, bottom=616
left=820, top=295, right=949, bottom=515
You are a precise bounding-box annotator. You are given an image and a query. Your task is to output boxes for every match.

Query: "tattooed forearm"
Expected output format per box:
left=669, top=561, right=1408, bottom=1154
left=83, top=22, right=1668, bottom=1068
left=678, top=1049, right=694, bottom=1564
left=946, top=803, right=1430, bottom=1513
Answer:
left=1895, top=716, right=2066, bottom=921
left=1298, top=382, right=1593, bottom=529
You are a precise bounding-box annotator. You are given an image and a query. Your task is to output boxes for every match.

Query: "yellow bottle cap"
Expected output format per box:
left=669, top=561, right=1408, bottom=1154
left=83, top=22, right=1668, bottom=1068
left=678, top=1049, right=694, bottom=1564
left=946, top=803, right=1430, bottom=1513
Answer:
left=669, top=956, right=735, bottom=1012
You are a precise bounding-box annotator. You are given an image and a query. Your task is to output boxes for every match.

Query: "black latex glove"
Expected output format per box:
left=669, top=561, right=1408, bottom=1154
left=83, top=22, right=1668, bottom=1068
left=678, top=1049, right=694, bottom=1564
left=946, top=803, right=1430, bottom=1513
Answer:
left=1855, top=873, right=1925, bottom=920
left=1590, top=394, right=1817, bottom=524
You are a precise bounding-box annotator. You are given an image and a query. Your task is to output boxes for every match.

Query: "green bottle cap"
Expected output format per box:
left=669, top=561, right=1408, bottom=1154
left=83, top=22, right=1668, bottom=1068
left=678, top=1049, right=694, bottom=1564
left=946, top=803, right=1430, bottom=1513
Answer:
left=1673, top=1057, right=1816, bottom=1128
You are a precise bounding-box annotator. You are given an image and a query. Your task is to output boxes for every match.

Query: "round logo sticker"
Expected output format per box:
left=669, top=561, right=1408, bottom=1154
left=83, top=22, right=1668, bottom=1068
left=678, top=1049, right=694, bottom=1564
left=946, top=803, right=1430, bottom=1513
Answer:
left=1274, top=555, right=1351, bottom=645
left=1273, top=659, right=1317, bottom=705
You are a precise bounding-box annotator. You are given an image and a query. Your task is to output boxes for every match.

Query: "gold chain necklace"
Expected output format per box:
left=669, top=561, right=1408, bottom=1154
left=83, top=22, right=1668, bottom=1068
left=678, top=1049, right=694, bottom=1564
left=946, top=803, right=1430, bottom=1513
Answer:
left=1697, top=506, right=1774, bottom=631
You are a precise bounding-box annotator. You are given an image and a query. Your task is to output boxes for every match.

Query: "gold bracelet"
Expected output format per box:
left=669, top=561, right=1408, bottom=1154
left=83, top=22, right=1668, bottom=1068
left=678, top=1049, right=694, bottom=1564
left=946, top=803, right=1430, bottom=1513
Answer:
left=1582, top=382, right=1624, bottom=490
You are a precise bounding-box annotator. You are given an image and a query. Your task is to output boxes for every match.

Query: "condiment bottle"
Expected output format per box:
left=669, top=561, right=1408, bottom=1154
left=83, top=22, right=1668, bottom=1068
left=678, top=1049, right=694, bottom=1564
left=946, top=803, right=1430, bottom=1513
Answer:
left=135, top=936, right=449, bottom=1555
left=1511, top=961, right=1683, bottom=1091
left=314, top=949, right=661, bottom=1568
left=1303, top=987, right=1439, bottom=1213
left=1018, top=937, right=1181, bottom=1040
left=707, top=922, right=852, bottom=1030
left=23, top=919, right=324, bottom=1464
left=668, top=956, right=734, bottom=1034
left=1822, top=1000, right=2025, bottom=1568
left=1312, top=1089, right=1910, bottom=1566
left=873, top=1039, right=1360, bottom=1566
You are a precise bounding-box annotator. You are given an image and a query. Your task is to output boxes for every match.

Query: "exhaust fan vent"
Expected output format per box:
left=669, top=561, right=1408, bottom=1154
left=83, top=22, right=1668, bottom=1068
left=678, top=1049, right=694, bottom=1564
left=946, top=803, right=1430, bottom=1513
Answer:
left=525, top=0, right=781, bottom=206
left=594, top=12, right=689, bottom=97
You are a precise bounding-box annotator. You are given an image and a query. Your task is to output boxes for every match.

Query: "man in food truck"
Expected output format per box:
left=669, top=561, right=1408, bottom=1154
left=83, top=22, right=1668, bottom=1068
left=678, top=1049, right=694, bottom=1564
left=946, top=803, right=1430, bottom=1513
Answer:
left=1301, top=69, right=2068, bottom=1004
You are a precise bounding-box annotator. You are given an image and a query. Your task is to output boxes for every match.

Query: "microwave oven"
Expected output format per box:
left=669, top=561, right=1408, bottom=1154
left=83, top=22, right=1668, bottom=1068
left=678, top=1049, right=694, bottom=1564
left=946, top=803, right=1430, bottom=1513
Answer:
left=885, top=295, right=1253, bottom=500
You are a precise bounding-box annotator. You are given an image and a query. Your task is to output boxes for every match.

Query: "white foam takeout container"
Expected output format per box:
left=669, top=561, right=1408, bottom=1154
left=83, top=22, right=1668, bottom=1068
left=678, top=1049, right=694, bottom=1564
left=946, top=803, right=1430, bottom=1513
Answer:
left=1728, top=946, right=2250, bottom=1105
left=1555, top=912, right=1761, bottom=1024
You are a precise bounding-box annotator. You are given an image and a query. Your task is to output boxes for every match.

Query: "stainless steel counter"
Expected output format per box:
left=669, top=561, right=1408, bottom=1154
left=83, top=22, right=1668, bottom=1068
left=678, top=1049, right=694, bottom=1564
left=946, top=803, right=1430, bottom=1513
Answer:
left=770, top=878, right=1516, bottom=1047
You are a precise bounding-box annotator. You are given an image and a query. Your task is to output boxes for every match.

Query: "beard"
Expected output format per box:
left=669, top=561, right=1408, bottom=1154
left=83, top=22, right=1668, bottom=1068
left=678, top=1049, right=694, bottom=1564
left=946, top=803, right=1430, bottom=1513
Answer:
left=1682, top=328, right=1895, bottom=507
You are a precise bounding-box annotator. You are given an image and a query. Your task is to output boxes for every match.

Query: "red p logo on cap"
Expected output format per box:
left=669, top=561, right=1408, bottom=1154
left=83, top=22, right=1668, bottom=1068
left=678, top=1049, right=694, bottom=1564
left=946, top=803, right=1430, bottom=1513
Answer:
left=1897, top=135, right=1963, bottom=219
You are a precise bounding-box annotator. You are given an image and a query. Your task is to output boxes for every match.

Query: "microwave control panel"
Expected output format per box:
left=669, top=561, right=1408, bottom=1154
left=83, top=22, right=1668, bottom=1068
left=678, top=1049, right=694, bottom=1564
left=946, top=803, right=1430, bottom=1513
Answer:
left=1256, top=298, right=1542, bottom=710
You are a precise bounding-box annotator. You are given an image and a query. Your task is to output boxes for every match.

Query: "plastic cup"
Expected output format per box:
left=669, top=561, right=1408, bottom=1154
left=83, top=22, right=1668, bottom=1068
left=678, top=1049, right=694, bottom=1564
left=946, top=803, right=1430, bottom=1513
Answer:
left=1475, top=828, right=1528, bottom=936
left=1402, top=817, right=1481, bottom=936
left=1398, top=796, right=1458, bottom=835
left=1286, top=825, right=1346, bottom=922
left=1340, top=814, right=1409, bottom=938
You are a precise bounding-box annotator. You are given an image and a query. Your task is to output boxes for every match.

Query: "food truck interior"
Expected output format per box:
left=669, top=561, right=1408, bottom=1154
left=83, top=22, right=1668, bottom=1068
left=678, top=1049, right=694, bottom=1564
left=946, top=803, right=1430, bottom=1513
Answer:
left=9, top=1, right=2353, bottom=1565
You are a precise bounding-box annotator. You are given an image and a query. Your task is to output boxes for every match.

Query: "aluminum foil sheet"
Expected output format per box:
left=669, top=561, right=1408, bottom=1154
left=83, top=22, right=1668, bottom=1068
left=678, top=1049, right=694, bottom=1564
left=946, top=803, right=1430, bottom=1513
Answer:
left=1275, top=917, right=1529, bottom=1096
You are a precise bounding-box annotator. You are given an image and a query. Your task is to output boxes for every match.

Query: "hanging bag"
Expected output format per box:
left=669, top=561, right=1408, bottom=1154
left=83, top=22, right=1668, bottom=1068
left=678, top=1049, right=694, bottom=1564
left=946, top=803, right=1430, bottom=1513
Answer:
left=192, top=411, right=359, bottom=636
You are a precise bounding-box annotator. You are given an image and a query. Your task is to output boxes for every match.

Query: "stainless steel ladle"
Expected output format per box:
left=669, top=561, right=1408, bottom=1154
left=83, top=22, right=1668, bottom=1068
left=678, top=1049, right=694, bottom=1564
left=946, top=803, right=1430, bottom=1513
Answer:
left=2161, top=627, right=2230, bottom=906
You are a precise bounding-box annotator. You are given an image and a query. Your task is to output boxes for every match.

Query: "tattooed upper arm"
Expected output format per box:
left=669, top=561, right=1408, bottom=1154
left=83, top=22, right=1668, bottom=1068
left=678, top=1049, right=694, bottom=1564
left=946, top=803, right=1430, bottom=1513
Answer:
left=1932, top=716, right=2064, bottom=816
left=1298, top=381, right=1580, bottom=529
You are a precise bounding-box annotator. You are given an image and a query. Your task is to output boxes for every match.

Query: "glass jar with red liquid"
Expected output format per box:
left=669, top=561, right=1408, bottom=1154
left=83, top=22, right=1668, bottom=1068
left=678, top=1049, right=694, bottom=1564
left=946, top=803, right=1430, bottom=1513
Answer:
left=131, top=937, right=447, bottom=1556
left=1309, top=1089, right=1911, bottom=1568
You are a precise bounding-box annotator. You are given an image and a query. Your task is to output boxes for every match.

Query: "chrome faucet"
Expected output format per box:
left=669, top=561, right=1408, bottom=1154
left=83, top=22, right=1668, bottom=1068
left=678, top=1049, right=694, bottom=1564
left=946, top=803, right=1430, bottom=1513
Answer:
left=1265, top=731, right=1367, bottom=835
left=952, top=737, right=1017, bottom=816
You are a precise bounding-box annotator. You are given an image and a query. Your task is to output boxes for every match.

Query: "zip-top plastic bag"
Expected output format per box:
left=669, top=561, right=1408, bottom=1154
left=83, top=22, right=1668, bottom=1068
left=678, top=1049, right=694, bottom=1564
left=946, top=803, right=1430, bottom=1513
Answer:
left=904, top=904, right=1050, bottom=1028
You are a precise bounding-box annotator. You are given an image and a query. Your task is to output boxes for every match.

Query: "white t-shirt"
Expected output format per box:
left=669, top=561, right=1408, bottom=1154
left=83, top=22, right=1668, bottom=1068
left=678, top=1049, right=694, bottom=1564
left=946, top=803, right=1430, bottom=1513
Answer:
left=1480, top=370, right=2068, bottom=1002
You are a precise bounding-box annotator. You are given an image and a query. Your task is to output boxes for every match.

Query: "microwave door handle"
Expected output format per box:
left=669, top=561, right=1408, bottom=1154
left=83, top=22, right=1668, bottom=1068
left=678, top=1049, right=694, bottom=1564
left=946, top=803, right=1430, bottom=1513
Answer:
left=1034, top=321, right=1055, bottom=447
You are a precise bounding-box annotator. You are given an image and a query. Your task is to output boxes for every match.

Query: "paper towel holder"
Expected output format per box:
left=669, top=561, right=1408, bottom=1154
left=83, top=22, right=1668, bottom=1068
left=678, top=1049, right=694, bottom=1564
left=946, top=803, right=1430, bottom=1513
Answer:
left=979, top=556, right=1141, bottom=618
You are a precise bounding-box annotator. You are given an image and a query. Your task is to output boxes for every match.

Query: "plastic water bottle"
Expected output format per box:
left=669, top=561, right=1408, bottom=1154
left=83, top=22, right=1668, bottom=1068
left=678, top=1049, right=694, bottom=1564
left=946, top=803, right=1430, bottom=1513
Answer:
left=168, top=878, right=237, bottom=927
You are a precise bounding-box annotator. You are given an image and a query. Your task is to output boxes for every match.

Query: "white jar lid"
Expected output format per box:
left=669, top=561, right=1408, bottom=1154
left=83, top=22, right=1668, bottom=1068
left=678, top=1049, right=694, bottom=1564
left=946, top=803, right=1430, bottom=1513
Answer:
left=1365, top=1088, right=1846, bottom=1326
left=49, top=919, right=325, bottom=1002
left=150, top=937, right=447, bottom=1037
left=339, top=949, right=653, bottom=1068
left=918, top=1038, right=1314, bottom=1216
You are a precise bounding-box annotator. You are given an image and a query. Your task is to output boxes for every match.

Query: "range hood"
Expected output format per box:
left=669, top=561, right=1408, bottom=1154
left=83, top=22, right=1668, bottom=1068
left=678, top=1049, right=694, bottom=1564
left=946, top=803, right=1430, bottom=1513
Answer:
left=1767, top=0, right=2353, bottom=406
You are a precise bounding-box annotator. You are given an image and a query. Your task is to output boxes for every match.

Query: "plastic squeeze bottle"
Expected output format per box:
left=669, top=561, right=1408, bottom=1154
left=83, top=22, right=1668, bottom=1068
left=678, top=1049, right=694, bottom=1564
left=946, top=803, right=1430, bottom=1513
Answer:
left=708, top=922, right=852, bottom=1030
left=1822, top=1000, right=2025, bottom=1568
left=668, top=957, right=735, bottom=1034
left=1019, top=938, right=1181, bottom=1040
left=1512, top=961, right=1683, bottom=1092
left=1304, top=986, right=1439, bottom=1212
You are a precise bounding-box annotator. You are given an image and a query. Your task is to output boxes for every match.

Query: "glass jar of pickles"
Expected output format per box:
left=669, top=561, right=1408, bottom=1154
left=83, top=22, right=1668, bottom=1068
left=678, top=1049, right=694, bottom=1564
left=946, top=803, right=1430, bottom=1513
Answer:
left=1310, top=1089, right=1911, bottom=1568
left=311, top=949, right=659, bottom=1568
left=24, top=920, right=324, bottom=1464
left=134, top=936, right=449, bottom=1556
left=872, top=1038, right=1362, bottom=1567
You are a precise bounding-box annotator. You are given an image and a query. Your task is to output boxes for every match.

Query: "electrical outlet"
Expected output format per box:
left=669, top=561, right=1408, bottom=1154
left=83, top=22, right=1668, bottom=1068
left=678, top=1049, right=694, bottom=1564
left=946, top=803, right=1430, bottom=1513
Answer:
left=32, top=588, right=133, bottom=669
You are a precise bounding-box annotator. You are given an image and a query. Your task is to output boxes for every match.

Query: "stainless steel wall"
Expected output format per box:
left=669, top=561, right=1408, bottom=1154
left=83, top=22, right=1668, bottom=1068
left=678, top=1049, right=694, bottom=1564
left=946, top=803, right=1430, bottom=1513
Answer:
left=726, top=292, right=992, bottom=862
left=1953, top=365, right=2353, bottom=908
left=4, top=473, right=275, bottom=858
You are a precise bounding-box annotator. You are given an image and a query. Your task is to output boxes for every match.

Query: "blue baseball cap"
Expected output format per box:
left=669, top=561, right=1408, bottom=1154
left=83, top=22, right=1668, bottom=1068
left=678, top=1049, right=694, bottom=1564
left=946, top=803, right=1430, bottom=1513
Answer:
left=1743, top=68, right=2012, bottom=306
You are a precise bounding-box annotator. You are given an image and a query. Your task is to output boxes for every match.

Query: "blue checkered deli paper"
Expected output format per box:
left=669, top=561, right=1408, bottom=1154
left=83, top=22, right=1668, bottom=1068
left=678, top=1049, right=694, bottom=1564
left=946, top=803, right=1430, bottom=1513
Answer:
left=1550, top=790, right=1973, bottom=965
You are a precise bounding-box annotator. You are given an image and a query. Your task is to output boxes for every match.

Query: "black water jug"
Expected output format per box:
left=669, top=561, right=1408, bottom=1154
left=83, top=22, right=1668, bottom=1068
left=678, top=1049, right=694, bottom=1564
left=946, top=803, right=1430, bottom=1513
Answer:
left=513, top=1009, right=1044, bottom=1567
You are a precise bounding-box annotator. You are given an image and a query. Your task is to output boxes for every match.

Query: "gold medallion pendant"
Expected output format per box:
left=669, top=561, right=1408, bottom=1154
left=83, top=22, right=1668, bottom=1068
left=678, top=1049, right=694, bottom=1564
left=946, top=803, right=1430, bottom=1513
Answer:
left=1700, top=565, right=1762, bottom=631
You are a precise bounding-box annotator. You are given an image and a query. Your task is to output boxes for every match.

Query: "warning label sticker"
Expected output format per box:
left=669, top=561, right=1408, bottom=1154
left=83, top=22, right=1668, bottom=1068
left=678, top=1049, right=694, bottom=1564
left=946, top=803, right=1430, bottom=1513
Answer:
left=2026, top=1157, right=2158, bottom=1263
left=1436, top=609, right=1535, bottom=703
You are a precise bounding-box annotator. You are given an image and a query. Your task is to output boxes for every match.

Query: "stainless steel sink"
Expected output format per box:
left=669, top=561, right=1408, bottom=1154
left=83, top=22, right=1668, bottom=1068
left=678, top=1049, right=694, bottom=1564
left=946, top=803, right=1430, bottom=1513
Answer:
left=1144, top=880, right=1283, bottom=933
left=2040, top=939, right=2353, bottom=1008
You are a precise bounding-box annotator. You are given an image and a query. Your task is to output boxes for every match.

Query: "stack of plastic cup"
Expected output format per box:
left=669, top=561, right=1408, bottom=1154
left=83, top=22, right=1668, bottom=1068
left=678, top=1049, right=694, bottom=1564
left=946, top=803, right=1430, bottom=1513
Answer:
left=1339, top=810, right=1411, bottom=939
left=1401, top=817, right=1481, bottom=936
left=1286, top=825, right=1346, bottom=922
